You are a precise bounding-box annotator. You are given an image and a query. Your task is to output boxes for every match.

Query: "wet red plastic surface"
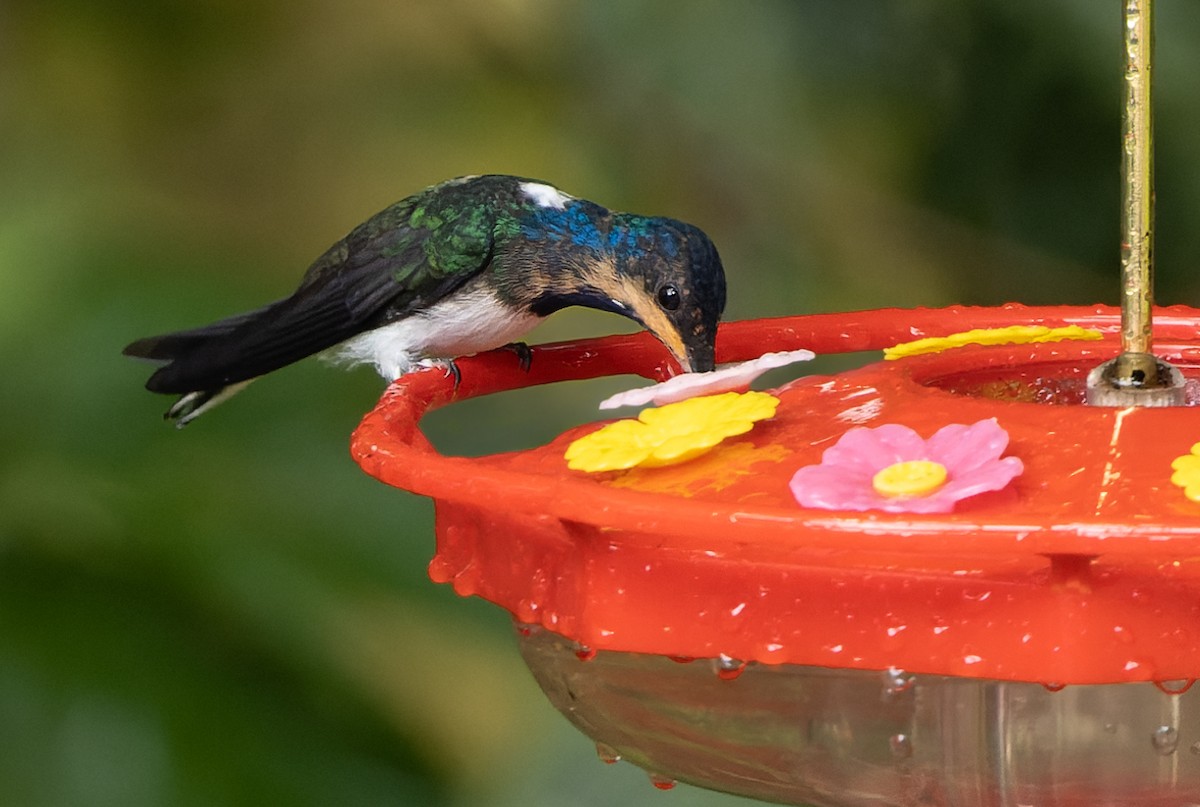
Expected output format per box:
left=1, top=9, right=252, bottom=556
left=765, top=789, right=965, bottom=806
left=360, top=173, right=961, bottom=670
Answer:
left=351, top=305, right=1200, bottom=684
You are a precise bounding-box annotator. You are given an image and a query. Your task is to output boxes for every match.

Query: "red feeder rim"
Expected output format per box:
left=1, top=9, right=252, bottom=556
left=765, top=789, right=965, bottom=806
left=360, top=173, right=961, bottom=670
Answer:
left=351, top=304, right=1200, bottom=685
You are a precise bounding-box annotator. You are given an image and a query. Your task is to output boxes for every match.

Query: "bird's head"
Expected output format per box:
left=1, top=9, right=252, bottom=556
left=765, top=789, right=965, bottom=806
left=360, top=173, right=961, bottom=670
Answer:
left=524, top=214, right=727, bottom=373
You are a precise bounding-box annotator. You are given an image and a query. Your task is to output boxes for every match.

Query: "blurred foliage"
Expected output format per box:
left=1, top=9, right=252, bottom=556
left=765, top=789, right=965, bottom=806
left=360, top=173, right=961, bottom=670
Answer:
left=3, top=1, right=1200, bottom=805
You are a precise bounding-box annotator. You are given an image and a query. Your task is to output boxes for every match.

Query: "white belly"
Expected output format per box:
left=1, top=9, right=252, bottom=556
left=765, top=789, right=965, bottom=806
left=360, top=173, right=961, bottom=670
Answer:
left=328, top=284, right=543, bottom=379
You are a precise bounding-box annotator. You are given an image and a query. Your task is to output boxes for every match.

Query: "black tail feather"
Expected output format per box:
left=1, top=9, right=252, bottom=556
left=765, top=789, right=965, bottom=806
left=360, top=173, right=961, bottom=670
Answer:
left=122, top=302, right=277, bottom=365
left=123, top=291, right=365, bottom=395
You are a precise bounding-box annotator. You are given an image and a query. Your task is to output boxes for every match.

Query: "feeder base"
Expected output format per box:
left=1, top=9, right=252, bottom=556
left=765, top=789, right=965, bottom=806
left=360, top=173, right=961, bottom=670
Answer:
left=1086, top=354, right=1187, bottom=407
left=517, top=625, right=1200, bottom=807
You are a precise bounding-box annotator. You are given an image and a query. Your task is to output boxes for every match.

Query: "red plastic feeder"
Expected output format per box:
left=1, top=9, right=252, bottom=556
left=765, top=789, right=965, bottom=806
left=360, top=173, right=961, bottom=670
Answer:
left=352, top=305, right=1200, bottom=806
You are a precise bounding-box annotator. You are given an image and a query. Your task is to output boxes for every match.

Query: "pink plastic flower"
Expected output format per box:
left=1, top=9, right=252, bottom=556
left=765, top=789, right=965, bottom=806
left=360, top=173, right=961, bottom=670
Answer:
left=790, top=418, right=1023, bottom=513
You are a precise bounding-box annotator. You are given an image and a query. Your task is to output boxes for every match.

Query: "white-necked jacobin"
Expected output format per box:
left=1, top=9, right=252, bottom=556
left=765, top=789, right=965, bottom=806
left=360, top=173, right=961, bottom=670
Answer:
left=124, top=174, right=728, bottom=426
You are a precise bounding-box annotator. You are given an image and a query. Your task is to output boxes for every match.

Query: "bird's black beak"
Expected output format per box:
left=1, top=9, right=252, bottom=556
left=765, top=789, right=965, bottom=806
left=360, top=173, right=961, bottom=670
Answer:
left=679, top=337, right=716, bottom=375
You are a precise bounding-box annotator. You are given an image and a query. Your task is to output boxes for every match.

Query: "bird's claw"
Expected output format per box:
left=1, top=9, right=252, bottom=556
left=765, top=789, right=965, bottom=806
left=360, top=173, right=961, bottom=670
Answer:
left=504, top=341, right=534, bottom=372
left=414, top=358, right=462, bottom=389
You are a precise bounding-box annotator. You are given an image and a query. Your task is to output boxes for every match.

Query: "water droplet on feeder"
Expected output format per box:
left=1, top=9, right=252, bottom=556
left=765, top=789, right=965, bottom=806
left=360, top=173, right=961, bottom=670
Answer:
left=647, top=773, right=677, bottom=790
left=889, top=733, right=913, bottom=760
left=1154, top=679, right=1196, bottom=695
left=595, top=742, right=621, bottom=764
left=514, top=598, right=540, bottom=622
left=575, top=645, right=596, bottom=662
left=427, top=555, right=453, bottom=583
left=530, top=568, right=550, bottom=599
left=713, top=654, right=747, bottom=680
left=1042, top=682, right=1067, bottom=693
left=513, top=622, right=541, bottom=637
left=1104, top=723, right=1118, bottom=734
left=1152, top=726, right=1180, bottom=756
left=452, top=562, right=481, bottom=596
left=882, top=667, right=915, bottom=698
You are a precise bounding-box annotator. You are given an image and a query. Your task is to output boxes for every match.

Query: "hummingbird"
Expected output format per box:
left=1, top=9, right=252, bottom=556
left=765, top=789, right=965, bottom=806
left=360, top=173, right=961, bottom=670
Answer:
left=124, top=174, right=728, bottom=426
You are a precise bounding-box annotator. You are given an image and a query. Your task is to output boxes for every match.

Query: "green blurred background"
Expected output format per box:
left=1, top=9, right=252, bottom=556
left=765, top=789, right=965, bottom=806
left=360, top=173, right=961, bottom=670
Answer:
left=4, top=1, right=1200, bottom=805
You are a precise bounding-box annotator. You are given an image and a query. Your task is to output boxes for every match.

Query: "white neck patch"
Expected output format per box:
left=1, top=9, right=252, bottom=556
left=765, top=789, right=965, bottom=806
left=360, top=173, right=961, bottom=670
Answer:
left=519, top=181, right=572, bottom=210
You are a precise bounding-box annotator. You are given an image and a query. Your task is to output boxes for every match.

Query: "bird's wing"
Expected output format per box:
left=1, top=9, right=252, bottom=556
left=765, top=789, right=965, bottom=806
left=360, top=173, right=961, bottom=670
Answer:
left=133, top=196, right=499, bottom=393
left=298, top=196, right=499, bottom=323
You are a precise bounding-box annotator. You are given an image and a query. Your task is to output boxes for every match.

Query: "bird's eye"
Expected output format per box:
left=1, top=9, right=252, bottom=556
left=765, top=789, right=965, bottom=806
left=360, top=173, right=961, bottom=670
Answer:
left=656, top=284, right=681, bottom=311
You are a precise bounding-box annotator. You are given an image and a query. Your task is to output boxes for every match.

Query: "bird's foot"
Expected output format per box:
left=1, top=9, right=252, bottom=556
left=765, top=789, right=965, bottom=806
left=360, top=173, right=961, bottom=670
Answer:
left=502, top=341, right=533, bottom=372
left=414, top=358, right=462, bottom=388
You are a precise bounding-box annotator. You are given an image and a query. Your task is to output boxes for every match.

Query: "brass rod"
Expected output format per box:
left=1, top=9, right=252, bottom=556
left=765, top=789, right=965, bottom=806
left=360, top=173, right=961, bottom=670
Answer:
left=1087, top=0, right=1182, bottom=405
left=1120, top=0, right=1155, bottom=365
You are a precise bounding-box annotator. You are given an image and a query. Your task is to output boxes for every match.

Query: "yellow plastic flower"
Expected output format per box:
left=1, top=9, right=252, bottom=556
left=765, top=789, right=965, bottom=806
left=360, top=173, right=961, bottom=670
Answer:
left=1170, top=443, right=1200, bottom=502
left=884, top=325, right=1103, bottom=360
left=565, top=391, right=780, bottom=472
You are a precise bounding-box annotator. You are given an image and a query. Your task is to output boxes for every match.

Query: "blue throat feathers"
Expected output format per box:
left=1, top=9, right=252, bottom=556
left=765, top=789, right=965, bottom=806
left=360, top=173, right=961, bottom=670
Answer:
left=520, top=203, right=680, bottom=262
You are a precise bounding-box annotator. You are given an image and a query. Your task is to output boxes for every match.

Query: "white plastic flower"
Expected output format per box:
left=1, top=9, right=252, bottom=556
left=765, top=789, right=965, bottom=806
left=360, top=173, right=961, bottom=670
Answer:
left=598, top=350, right=816, bottom=410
